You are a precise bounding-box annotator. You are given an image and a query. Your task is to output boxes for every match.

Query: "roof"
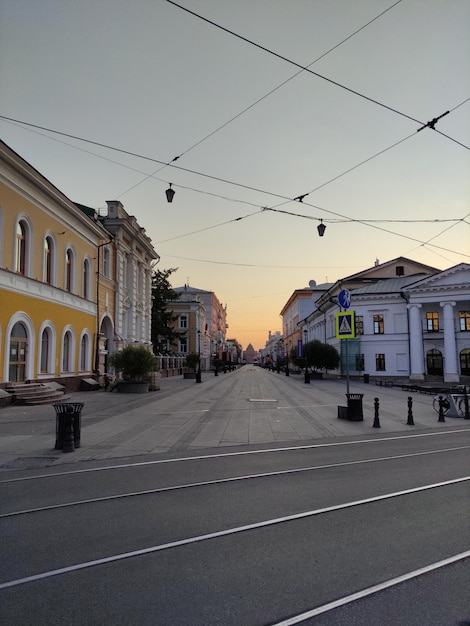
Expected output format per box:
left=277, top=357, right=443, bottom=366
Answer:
left=352, top=274, right=430, bottom=294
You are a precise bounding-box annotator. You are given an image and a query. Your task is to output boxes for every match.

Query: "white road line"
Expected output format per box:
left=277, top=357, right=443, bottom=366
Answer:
left=0, top=476, right=468, bottom=590
left=1, top=428, right=469, bottom=484
left=271, top=549, right=470, bottom=625
left=2, top=445, right=469, bottom=518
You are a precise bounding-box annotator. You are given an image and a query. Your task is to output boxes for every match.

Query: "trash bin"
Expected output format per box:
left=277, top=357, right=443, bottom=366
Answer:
left=346, top=394, right=364, bottom=421
left=54, top=403, right=84, bottom=451
left=363, top=374, right=370, bottom=384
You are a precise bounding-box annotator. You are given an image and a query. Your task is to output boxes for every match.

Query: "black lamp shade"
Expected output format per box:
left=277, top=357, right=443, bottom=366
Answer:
left=317, top=221, right=326, bottom=237
left=165, top=185, right=175, bottom=203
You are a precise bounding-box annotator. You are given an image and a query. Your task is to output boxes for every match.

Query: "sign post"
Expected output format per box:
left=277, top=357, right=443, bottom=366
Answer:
left=336, top=307, right=355, bottom=396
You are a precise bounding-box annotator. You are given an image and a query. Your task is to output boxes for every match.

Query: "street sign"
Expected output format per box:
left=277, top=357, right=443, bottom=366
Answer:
left=338, top=289, right=351, bottom=310
left=336, top=311, right=356, bottom=339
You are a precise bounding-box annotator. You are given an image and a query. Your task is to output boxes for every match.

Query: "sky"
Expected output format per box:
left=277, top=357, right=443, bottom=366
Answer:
left=1, top=0, right=469, bottom=351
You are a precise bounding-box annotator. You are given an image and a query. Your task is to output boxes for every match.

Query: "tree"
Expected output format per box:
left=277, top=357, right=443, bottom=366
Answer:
left=185, top=352, right=200, bottom=372
left=151, top=268, right=181, bottom=352
left=304, top=340, right=340, bottom=373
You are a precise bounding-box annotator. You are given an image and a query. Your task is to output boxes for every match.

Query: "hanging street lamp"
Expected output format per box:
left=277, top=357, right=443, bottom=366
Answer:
left=165, top=183, right=175, bottom=203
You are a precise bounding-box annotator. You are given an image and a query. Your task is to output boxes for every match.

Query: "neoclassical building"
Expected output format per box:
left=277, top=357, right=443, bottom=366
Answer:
left=0, top=141, right=108, bottom=388
left=299, top=258, right=470, bottom=383
left=0, top=141, right=158, bottom=389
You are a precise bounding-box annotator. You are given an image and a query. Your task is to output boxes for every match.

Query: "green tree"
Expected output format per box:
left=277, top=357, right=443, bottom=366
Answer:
left=304, top=340, right=340, bottom=372
left=151, top=267, right=181, bottom=352
left=185, top=352, right=200, bottom=372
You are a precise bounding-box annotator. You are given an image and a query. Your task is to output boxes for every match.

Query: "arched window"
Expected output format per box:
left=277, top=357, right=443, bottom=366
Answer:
left=460, top=349, right=470, bottom=376
left=16, top=221, right=27, bottom=275
left=426, top=349, right=443, bottom=376
left=40, top=328, right=50, bottom=373
left=82, top=258, right=90, bottom=299
left=62, top=331, right=72, bottom=372
left=65, top=249, right=74, bottom=292
left=44, top=236, right=53, bottom=284
left=80, top=334, right=89, bottom=371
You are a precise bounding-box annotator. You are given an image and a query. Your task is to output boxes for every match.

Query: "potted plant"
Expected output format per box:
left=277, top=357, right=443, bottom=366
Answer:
left=109, top=345, right=157, bottom=393
left=184, top=352, right=200, bottom=379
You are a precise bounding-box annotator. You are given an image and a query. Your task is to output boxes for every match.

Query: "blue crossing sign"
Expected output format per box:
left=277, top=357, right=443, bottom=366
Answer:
left=336, top=311, right=356, bottom=339
left=338, top=289, right=351, bottom=309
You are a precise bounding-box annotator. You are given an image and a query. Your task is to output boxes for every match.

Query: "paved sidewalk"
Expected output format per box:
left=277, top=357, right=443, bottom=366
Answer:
left=0, top=366, right=468, bottom=472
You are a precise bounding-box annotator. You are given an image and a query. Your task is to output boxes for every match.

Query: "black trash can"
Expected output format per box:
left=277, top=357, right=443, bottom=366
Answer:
left=363, top=374, right=370, bottom=384
left=54, top=403, right=84, bottom=451
left=346, top=394, right=364, bottom=421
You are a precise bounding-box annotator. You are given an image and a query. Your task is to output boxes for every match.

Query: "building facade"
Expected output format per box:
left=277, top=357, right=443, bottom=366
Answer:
left=173, top=285, right=228, bottom=369
left=299, top=258, right=470, bottom=383
left=0, top=141, right=107, bottom=389
left=0, top=142, right=158, bottom=389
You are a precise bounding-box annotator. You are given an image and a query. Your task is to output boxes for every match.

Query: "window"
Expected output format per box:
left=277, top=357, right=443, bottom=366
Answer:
left=62, top=331, right=72, bottom=372
left=179, top=315, right=188, bottom=329
left=460, top=349, right=470, bottom=376
left=426, top=312, right=439, bottom=332
left=65, top=249, right=73, bottom=292
left=16, top=221, right=26, bottom=274
left=375, top=353, right=386, bottom=371
left=373, top=315, right=384, bottom=334
left=40, top=328, right=50, bottom=373
left=44, top=236, right=53, bottom=284
left=427, top=349, right=443, bottom=375
left=103, top=247, right=110, bottom=278
left=459, top=311, right=470, bottom=331
left=179, top=337, right=188, bottom=353
left=355, top=316, right=364, bottom=335
left=82, top=258, right=90, bottom=299
left=80, top=335, right=88, bottom=371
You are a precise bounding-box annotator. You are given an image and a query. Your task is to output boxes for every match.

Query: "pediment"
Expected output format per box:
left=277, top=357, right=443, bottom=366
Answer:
left=405, top=263, right=470, bottom=292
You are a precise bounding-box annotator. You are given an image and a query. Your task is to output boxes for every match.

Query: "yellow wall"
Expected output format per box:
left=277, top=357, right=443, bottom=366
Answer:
left=0, top=289, right=95, bottom=380
left=0, top=171, right=106, bottom=383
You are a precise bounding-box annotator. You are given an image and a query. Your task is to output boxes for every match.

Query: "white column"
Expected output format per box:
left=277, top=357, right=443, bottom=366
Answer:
left=408, top=304, right=424, bottom=380
left=440, top=301, right=459, bottom=382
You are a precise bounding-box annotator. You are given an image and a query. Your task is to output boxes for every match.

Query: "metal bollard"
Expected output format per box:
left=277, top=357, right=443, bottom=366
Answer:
left=438, top=396, right=446, bottom=422
left=407, top=396, right=414, bottom=426
left=464, top=389, right=470, bottom=420
left=373, top=397, right=380, bottom=428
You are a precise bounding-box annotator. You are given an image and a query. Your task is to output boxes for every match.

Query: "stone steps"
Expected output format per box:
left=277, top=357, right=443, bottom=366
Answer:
left=5, top=383, right=70, bottom=406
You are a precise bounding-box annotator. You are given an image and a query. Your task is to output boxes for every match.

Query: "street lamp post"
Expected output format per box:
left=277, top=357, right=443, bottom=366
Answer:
left=196, top=330, right=202, bottom=383
left=304, top=329, right=310, bottom=384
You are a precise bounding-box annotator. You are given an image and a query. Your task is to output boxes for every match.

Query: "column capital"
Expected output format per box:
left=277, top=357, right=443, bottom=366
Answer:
left=440, top=301, right=456, bottom=308
left=407, top=303, right=422, bottom=310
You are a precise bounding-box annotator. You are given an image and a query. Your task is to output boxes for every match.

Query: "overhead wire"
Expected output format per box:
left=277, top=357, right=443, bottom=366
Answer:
left=166, top=0, right=469, bottom=150
left=2, top=114, right=468, bottom=259
left=115, top=0, right=405, bottom=199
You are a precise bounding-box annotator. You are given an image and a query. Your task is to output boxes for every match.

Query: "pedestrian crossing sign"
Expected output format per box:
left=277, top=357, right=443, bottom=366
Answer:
left=336, top=311, right=356, bottom=339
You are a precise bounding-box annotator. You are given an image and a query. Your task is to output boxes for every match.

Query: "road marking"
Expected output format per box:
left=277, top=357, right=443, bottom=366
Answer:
left=0, top=476, right=468, bottom=590
left=2, top=446, right=469, bottom=518
left=271, top=549, right=470, bottom=625
left=249, top=398, right=278, bottom=402
left=1, top=428, right=469, bottom=484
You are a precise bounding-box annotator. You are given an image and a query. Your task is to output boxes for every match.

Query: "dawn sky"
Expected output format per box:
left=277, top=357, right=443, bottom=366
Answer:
left=1, top=0, right=469, bottom=350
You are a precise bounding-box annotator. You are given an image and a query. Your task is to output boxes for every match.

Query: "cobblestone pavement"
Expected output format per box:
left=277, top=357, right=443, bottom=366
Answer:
left=0, top=366, right=468, bottom=472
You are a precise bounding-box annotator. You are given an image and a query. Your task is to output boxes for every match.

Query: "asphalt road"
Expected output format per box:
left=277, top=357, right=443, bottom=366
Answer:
left=1, top=397, right=469, bottom=624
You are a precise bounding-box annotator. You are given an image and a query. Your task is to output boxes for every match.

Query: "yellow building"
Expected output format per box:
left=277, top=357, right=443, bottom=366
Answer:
left=0, top=141, right=112, bottom=389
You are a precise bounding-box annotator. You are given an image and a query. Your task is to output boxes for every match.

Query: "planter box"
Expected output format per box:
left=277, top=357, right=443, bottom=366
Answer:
left=118, top=382, right=149, bottom=394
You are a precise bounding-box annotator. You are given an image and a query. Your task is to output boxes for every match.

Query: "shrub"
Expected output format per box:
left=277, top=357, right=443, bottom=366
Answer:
left=109, top=345, right=157, bottom=381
